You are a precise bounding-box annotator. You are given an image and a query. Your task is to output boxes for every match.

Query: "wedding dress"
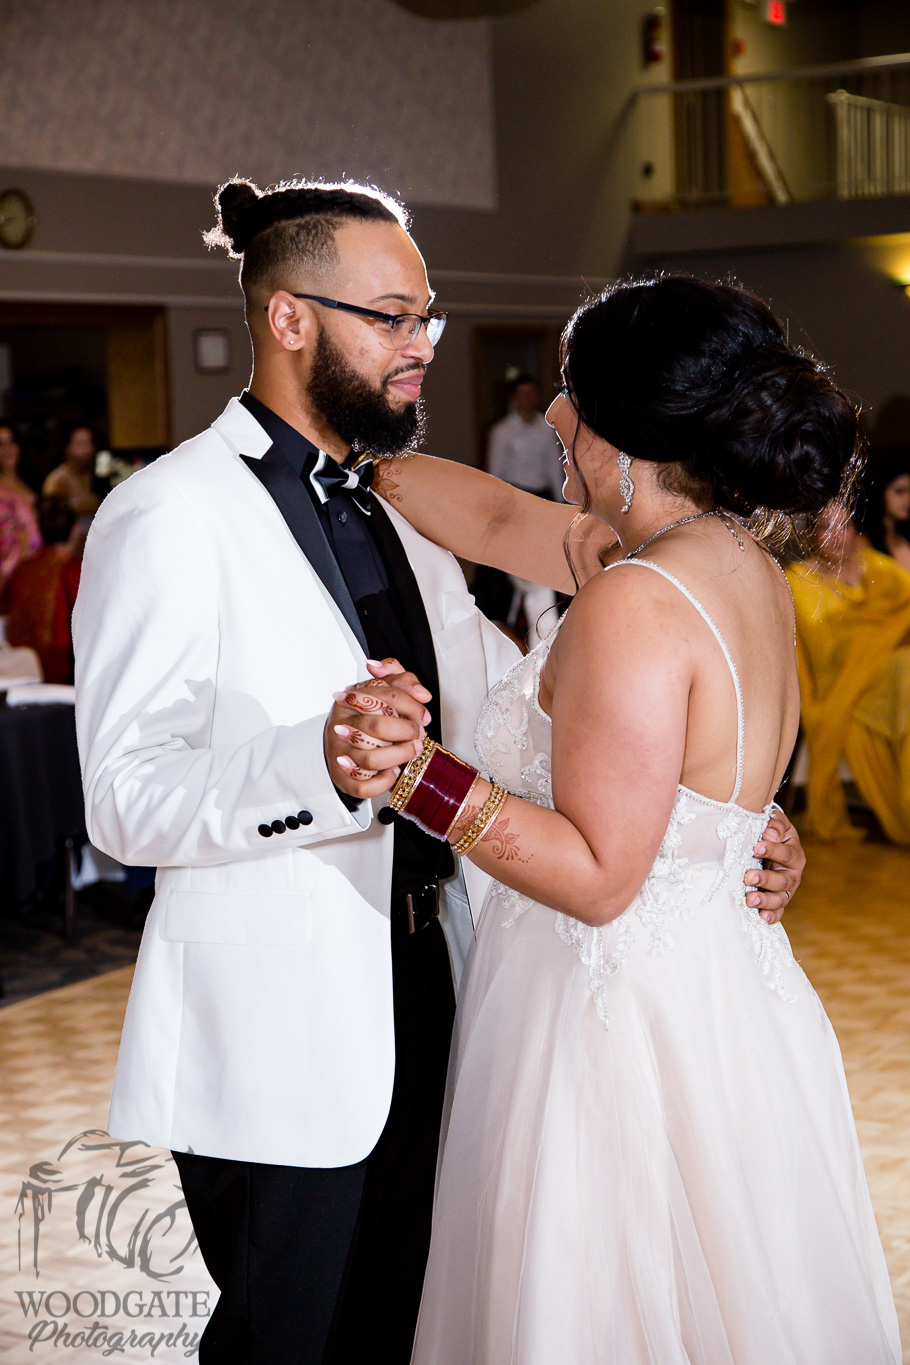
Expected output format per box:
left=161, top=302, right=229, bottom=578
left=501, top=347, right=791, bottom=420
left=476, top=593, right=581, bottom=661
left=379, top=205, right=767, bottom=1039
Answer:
left=412, top=559, right=901, bottom=1365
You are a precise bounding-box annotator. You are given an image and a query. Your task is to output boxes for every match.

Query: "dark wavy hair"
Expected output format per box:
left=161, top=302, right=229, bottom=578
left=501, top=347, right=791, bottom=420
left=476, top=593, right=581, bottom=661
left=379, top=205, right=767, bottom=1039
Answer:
left=856, top=445, right=910, bottom=554
left=560, top=275, right=863, bottom=540
left=204, top=177, right=408, bottom=311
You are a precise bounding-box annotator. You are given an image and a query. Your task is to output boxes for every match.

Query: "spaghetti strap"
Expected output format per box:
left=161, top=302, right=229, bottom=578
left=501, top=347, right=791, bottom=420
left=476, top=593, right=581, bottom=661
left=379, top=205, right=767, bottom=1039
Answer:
left=602, top=558, right=745, bottom=803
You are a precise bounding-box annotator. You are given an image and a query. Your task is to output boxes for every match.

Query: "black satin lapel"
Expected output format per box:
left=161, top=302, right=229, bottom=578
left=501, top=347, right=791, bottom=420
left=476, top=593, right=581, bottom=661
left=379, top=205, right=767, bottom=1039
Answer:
left=367, top=499, right=443, bottom=738
left=241, top=449, right=368, bottom=653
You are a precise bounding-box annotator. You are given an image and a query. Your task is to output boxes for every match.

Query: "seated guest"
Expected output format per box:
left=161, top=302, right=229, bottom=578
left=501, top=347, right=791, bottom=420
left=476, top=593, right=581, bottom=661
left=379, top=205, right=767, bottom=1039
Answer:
left=0, top=491, right=41, bottom=600
left=42, top=423, right=101, bottom=521
left=6, top=496, right=81, bottom=684
left=0, top=422, right=42, bottom=600
left=787, top=503, right=910, bottom=842
left=0, top=421, right=39, bottom=513
left=857, top=446, right=910, bottom=572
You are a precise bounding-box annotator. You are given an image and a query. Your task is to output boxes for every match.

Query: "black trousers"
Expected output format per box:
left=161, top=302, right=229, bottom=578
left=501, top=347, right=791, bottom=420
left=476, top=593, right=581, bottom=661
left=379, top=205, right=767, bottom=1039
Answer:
left=173, top=915, right=456, bottom=1365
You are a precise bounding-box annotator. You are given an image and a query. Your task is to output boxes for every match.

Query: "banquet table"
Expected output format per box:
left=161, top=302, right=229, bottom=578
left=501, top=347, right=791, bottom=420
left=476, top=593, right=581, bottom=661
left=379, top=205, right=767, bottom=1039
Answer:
left=0, top=702, right=85, bottom=913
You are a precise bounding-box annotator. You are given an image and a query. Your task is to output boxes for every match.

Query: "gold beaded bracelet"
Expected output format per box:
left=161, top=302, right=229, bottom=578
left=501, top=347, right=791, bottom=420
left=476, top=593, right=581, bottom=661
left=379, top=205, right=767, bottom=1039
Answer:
left=452, top=783, right=508, bottom=857
left=443, top=773, right=481, bottom=842
left=388, top=735, right=437, bottom=813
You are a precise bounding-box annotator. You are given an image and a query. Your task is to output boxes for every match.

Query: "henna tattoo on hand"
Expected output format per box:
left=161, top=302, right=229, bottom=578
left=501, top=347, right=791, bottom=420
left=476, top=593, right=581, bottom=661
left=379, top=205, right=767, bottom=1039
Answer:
left=346, top=692, right=396, bottom=717
left=347, top=728, right=380, bottom=749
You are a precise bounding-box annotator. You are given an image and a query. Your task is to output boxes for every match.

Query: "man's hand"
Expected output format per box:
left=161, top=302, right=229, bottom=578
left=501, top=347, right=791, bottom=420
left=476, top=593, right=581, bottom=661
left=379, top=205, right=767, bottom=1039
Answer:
left=325, top=658, right=432, bottom=800
left=744, top=809, right=806, bottom=925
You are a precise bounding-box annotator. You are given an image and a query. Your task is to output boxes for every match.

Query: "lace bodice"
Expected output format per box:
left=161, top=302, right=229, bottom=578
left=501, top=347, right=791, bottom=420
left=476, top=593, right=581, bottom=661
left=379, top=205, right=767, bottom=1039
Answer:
left=473, top=561, right=797, bottom=1025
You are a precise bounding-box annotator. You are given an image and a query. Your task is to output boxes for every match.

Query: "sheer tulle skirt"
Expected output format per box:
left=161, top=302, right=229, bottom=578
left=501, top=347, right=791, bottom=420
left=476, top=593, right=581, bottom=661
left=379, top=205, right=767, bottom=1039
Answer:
left=411, top=881, right=900, bottom=1365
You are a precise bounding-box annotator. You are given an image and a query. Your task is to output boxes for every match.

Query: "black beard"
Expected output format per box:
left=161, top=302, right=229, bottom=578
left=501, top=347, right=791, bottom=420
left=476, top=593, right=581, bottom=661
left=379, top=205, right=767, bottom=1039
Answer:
left=306, top=324, right=426, bottom=457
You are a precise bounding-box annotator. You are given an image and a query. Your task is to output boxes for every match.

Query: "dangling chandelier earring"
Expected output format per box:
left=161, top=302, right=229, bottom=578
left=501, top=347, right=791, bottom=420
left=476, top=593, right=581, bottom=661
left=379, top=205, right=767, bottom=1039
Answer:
left=618, top=452, right=634, bottom=514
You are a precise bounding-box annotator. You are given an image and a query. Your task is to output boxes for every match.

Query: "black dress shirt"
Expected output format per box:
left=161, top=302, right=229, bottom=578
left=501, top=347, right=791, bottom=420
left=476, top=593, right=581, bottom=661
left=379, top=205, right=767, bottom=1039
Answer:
left=240, top=391, right=454, bottom=896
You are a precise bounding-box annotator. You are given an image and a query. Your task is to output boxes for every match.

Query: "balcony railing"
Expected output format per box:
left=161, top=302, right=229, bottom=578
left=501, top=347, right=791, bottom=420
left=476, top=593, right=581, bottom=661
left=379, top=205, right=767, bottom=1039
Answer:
left=631, top=53, right=910, bottom=212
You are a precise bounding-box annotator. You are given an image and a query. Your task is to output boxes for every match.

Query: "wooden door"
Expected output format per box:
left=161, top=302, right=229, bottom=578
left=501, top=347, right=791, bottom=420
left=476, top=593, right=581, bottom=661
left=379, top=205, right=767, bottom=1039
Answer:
left=106, top=311, right=170, bottom=448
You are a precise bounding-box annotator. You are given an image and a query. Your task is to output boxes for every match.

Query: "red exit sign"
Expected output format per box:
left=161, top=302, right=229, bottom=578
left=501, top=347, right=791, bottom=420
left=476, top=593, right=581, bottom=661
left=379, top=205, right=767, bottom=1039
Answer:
left=765, top=0, right=787, bottom=24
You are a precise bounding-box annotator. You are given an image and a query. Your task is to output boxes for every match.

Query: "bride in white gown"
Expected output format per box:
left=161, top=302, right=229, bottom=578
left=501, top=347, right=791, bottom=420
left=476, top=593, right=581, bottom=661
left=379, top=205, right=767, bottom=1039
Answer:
left=367, top=275, right=901, bottom=1363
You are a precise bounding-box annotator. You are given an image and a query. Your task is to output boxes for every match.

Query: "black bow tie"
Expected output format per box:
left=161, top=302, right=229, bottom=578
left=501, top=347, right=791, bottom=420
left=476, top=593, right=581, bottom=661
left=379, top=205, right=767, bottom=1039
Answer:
left=307, top=451, right=374, bottom=515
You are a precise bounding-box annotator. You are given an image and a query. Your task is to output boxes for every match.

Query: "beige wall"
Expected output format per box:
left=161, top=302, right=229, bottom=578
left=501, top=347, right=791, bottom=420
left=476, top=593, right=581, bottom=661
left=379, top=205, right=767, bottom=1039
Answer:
left=624, top=235, right=910, bottom=431
left=166, top=306, right=252, bottom=446
left=0, top=0, right=495, bottom=209
left=730, top=0, right=857, bottom=77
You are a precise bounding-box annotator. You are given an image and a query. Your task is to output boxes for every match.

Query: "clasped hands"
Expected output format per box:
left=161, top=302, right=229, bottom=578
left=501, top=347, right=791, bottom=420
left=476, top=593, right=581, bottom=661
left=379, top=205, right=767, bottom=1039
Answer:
left=325, top=656, right=431, bottom=797
left=324, top=658, right=805, bottom=925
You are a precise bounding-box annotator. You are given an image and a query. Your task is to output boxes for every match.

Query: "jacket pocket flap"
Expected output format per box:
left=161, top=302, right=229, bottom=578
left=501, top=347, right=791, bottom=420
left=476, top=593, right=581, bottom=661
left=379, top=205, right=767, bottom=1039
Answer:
left=162, top=891, right=312, bottom=945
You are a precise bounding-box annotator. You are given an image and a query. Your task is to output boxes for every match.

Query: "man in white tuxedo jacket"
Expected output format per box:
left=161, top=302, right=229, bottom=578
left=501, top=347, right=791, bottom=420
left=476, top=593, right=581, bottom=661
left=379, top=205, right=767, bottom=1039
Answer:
left=74, top=178, right=802, bottom=1364
left=74, top=179, right=521, bottom=1364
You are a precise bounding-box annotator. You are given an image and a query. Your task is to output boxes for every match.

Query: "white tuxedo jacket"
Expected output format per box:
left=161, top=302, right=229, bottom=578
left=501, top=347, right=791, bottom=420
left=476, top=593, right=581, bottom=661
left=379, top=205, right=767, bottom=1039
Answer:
left=73, top=397, right=519, bottom=1168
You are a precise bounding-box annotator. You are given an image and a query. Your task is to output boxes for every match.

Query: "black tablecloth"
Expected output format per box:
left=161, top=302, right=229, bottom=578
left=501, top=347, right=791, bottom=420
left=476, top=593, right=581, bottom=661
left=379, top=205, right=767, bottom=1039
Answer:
left=0, top=703, right=85, bottom=909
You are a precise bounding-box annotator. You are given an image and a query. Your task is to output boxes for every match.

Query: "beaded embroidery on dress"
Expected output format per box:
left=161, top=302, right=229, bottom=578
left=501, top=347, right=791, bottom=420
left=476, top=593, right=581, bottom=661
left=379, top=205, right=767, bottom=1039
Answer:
left=413, top=560, right=900, bottom=1365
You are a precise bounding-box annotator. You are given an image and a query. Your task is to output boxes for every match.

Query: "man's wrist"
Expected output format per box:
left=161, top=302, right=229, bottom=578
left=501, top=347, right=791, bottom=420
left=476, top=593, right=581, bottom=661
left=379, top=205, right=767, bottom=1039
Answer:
left=334, top=783, right=363, bottom=812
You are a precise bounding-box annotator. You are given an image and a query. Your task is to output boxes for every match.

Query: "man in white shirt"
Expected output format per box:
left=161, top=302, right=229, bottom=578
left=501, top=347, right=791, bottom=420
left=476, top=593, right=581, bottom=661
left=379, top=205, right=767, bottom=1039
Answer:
left=487, top=373, right=564, bottom=499
left=483, top=374, right=564, bottom=642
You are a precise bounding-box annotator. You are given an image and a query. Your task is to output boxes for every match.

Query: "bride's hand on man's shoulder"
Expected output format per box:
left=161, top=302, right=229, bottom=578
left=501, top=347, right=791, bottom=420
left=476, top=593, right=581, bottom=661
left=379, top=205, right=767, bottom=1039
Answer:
left=325, top=657, right=433, bottom=799
left=744, top=810, right=806, bottom=925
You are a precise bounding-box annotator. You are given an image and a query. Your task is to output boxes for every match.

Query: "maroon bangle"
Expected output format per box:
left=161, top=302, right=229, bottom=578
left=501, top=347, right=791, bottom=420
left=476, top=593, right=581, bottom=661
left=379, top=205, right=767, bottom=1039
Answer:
left=400, top=745, right=478, bottom=840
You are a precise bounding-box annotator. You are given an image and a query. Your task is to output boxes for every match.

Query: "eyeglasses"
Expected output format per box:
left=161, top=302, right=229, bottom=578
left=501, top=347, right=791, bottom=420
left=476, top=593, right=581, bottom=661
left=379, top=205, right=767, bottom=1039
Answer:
left=275, top=294, right=447, bottom=350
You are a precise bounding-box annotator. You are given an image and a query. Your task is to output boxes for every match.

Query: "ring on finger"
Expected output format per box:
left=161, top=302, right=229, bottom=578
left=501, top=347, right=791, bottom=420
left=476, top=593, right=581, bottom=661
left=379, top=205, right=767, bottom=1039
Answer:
left=783, top=889, right=790, bottom=903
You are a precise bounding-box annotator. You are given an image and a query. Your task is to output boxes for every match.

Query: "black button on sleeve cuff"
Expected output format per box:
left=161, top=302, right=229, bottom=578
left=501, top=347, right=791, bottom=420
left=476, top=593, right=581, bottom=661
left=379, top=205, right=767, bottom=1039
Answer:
left=257, top=824, right=274, bottom=838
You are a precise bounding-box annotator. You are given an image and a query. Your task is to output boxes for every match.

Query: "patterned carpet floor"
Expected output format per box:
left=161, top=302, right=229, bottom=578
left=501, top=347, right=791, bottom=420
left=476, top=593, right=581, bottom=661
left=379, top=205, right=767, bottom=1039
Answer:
left=0, top=887, right=146, bottom=1008
left=0, top=839, right=907, bottom=1362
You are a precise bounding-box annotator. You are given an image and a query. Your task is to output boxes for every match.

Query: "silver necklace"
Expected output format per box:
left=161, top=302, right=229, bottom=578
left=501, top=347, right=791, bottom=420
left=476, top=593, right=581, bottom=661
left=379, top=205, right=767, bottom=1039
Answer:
left=626, top=509, right=732, bottom=560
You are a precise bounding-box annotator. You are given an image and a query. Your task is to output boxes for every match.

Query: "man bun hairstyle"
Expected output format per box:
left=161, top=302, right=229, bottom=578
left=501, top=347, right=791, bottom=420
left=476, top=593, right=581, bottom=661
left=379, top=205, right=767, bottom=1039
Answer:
left=561, top=274, right=863, bottom=519
left=204, top=176, right=409, bottom=310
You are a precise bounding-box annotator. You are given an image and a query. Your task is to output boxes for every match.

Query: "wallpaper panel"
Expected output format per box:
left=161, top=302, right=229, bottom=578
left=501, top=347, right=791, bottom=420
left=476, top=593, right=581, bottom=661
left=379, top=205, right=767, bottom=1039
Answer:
left=0, top=0, right=495, bottom=208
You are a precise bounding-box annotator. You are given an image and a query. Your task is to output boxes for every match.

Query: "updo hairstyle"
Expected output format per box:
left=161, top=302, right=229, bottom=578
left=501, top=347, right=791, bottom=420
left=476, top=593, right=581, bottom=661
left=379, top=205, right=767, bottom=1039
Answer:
left=561, top=275, right=862, bottom=518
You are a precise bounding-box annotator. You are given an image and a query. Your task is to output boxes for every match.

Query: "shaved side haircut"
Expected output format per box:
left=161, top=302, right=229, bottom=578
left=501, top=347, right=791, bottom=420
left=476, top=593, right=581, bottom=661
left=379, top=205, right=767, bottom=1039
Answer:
left=205, top=176, right=409, bottom=313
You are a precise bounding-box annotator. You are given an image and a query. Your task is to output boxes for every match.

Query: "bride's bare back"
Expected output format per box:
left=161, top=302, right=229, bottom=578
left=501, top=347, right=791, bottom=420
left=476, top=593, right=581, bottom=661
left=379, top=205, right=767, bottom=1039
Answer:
left=539, top=517, right=800, bottom=816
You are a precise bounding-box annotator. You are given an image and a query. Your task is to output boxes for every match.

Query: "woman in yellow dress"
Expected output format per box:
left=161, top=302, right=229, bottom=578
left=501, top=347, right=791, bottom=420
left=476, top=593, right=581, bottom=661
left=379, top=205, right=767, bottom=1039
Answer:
left=787, top=504, right=910, bottom=841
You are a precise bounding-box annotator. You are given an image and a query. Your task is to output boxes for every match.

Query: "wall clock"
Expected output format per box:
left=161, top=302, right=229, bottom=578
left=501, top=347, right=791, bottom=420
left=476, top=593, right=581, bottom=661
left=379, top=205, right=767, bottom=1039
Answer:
left=0, top=189, right=36, bottom=249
